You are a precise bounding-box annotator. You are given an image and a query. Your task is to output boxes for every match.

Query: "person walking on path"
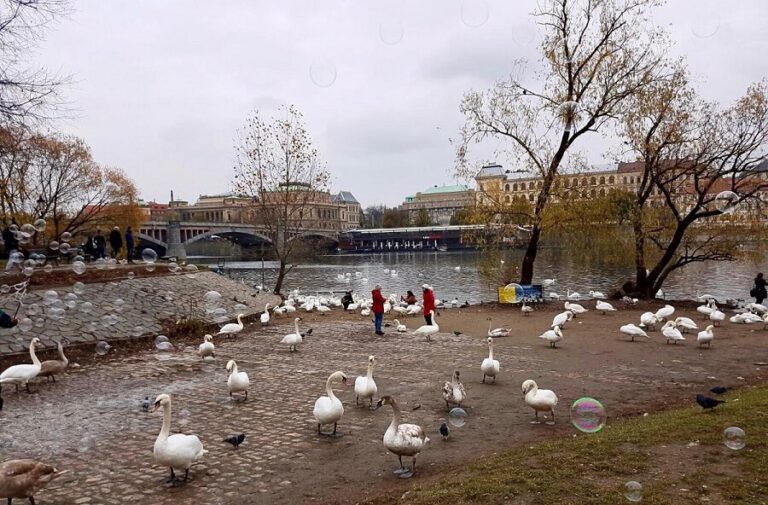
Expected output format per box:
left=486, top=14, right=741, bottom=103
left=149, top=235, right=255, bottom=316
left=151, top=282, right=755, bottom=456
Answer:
left=109, top=226, right=123, bottom=259
left=125, top=226, right=135, bottom=263
left=752, top=273, right=767, bottom=304
left=372, top=284, right=386, bottom=335
left=422, top=284, right=435, bottom=325
left=94, top=229, right=106, bottom=259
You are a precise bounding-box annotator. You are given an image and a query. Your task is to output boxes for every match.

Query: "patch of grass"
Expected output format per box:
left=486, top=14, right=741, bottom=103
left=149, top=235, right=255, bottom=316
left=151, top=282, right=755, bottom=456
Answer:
left=362, top=386, right=768, bottom=505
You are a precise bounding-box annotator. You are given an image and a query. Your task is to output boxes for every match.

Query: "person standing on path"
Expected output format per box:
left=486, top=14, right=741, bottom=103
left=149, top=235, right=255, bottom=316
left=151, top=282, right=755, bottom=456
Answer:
left=752, top=272, right=767, bottom=304
left=422, top=284, right=435, bottom=325
left=125, top=226, right=134, bottom=263
left=94, top=229, right=106, bottom=259
left=372, top=284, right=386, bottom=335
left=109, top=226, right=123, bottom=259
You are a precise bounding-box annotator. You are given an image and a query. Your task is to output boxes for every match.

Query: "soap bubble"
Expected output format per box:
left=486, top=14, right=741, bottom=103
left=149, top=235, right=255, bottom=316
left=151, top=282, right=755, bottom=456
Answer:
left=690, top=8, right=720, bottom=38
left=309, top=58, right=337, bottom=87
left=72, top=260, right=86, bottom=275
left=43, top=290, right=59, bottom=304
left=142, top=248, right=158, bottom=264
left=61, top=231, right=72, bottom=242
left=25, top=303, right=40, bottom=316
left=73, top=255, right=84, bottom=262
left=715, top=190, right=739, bottom=214
left=80, top=301, right=93, bottom=313
left=570, top=397, right=607, bottom=433
left=113, top=298, right=125, bottom=312
left=132, top=325, right=144, bottom=337
left=460, top=0, right=489, bottom=27
left=448, top=407, right=468, bottom=428
left=8, top=251, right=23, bottom=265
left=24, top=258, right=35, bottom=268
left=101, top=314, right=114, bottom=327
left=43, top=264, right=53, bottom=273
left=59, top=243, right=71, bottom=254
left=127, top=271, right=135, bottom=280
left=77, top=435, right=96, bottom=453
left=18, top=318, right=33, bottom=332
left=178, top=408, right=191, bottom=426
left=73, top=281, right=85, bottom=294
left=145, top=263, right=156, bottom=272
left=48, top=240, right=60, bottom=251
left=20, top=223, right=35, bottom=235
left=95, top=341, right=111, bottom=356
left=204, top=290, right=222, bottom=310
left=624, top=481, right=642, bottom=502
left=0, top=284, right=8, bottom=294
left=379, top=18, right=404, bottom=45
left=168, top=261, right=180, bottom=273
left=154, top=335, right=170, bottom=346
left=22, top=266, right=33, bottom=277
left=185, top=264, right=199, bottom=278
left=234, top=303, right=248, bottom=313
left=94, top=258, right=107, bottom=270
left=33, top=218, right=47, bottom=232
left=723, top=426, right=745, bottom=450
left=156, top=341, right=174, bottom=352
left=34, top=317, right=44, bottom=328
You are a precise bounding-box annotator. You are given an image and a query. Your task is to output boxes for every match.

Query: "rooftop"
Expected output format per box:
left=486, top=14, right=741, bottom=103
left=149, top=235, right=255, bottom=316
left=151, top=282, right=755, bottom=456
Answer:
left=333, top=191, right=359, bottom=204
left=419, top=184, right=471, bottom=195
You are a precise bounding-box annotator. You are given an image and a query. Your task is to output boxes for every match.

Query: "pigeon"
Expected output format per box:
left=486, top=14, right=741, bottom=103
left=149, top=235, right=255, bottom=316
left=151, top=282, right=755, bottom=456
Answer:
left=453, top=330, right=463, bottom=336
left=696, top=394, right=725, bottom=410
left=141, top=396, right=150, bottom=412
left=300, top=328, right=313, bottom=338
left=710, top=386, right=729, bottom=395
left=411, top=403, right=421, bottom=411
left=439, top=422, right=449, bottom=440
left=223, top=433, right=246, bottom=448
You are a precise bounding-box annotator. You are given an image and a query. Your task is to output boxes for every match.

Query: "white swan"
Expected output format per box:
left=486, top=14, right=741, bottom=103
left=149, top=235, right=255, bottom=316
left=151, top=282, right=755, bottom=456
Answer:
left=442, top=370, right=466, bottom=408
left=674, top=316, right=698, bottom=333
left=522, top=379, right=558, bottom=424
left=313, top=371, right=348, bottom=436
left=487, top=319, right=510, bottom=337
left=412, top=310, right=439, bottom=342
left=655, top=304, right=675, bottom=321
left=375, top=396, right=429, bottom=478
left=589, top=290, right=606, bottom=299
left=747, top=302, right=768, bottom=315
left=0, top=459, right=66, bottom=504
left=392, top=305, right=408, bottom=315
left=697, top=325, right=715, bottom=348
left=406, top=304, right=422, bottom=316
left=709, top=309, right=725, bottom=326
left=564, top=301, right=588, bottom=316
left=552, top=310, right=573, bottom=328
left=639, top=311, right=659, bottom=330
left=216, top=314, right=244, bottom=336
left=317, top=305, right=331, bottom=315
left=697, top=299, right=716, bottom=318
left=0, top=338, right=41, bottom=393
left=198, top=334, right=215, bottom=359
left=521, top=302, right=534, bottom=316
left=620, top=324, right=648, bottom=341
left=538, top=325, right=564, bottom=348
left=260, top=304, right=271, bottom=325
left=480, top=337, right=500, bottom=383
left=566, top=289, right=581, bottom=300
left=361, top=307, right=371, bottom=317
left=152, top=394, right=206, bottom=485
left=354, top=355, right=378, bottom=407
left=596, top=300, right=616, bottom=314
left=280, top=317, right=303, bottom=352
left=39, top=338, right=69, bottom=382
left=393, top=319, right=407, bottom=333
left=662, top=321, right=685, bottom=344
left=730, top=312, right=763, bottom=324
left=226, top=360, right=250, bottom=401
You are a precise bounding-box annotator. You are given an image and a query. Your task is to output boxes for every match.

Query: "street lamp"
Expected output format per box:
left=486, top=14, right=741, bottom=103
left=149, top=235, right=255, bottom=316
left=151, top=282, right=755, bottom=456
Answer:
left=35, top=195, right=46, bottom=218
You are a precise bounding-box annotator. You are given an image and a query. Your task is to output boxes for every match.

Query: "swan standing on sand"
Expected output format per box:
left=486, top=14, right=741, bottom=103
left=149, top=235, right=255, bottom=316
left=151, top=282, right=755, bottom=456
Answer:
left=480, top=337, right=500, bottom=383
left=354, top=356, right=378, bottom=407
left=538, top=326, right=564, bottom=348
left=697, top=298, right=716, bottom=318
left=413, top=310, right=439, bottom=342
left=487, top=319, right=510, bottom=337
left=260, top=304, right=271, bottom=325
left=596, top=300, right=616, bottom=315
left=662, top=321, right=685, bottom=344
left=674, top=316, right=698, bottom=333
left=0, top=459, right=66, bottom=504
left=375, top=396, right=429, bottom=479
left=521, top=302, right=534, bottom=316
left=216, top=314, right=244, bottom=336
left=655, top=304, right=675, bottom=321
left=198, top=335, right=215, bottom=359
left=442, top=370, right=466, bottom=409
left=552, top=310, right=573, bottom=328
left=620, top=324, right=648, bottom=341
left=564, top=301, right=588, bottom=316
left=709, top=309, right=725, bottom=326
left=152, top=394, right=206, bottom=486
left=281, top=317, right=304, bottom=352
left=226, top=360, right=250, bottom=401
left=639, top=312, right=659, bottom=331
left=697, top=325, right=715, bottom=348
left=313, top=371, right=348, bottom=436
left=0, top=338, right=42, bottom=393
left=39, top=338, right=69, bottom=382
left=522, top=379, right=558, bottom=424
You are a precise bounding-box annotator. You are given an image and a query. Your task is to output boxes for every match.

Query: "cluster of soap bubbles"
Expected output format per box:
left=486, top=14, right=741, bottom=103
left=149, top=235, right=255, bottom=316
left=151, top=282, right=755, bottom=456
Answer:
left=203, top=290, right=229, bottom=323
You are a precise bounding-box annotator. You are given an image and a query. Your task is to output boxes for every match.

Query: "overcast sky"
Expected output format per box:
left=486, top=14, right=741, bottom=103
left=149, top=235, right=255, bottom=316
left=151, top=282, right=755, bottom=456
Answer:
left=32, top=0, right=768, bottom=207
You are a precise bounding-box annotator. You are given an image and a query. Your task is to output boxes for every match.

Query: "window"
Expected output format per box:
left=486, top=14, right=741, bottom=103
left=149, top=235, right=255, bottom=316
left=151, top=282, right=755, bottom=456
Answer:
left=590, top=176, right=596, bottom=185
left=599, top=188, right=605, bottom=197
left=599, top=176, right=605, bottom=185
left=590, top=189, right=596, bottom=198
left=505, top=184, right=510, bottom=191
left=581, top=178, right=587, bottom=187
left=529, top=193, right=535, bottom=202
left=513, top=183, right=518, bottom=191
left=528, top=181, right=535, bottom=190
left=504, top=195, right=510, bottom=203
left=623, top=176, right=627, bottom=184
left=608, top=175, right=615, bottom=184
left=537, top=181, right=543, bottom=189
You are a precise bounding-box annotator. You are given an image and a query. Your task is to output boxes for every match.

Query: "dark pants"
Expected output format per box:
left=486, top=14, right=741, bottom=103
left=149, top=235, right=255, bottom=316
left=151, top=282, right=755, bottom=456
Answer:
left=424, top=313, right=433, bottom=325
left=127, top=245, right=134, bottom=262
left=374, top=312, right=383, bottom=332
left=757, top=291, right=766, bottom=304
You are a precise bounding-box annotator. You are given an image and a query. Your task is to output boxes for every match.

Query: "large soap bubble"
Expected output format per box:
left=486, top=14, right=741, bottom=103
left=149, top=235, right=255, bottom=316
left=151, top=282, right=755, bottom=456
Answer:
left=142, top=248, right=158, bottom=264
left=624, top=481, right=642, bottom=502
left=570, top=397, right=607, bottom=433
left=59, top=243, right=71, bottom=255
left=448, top=407, right=468, bottom=427
left=72, top=260, right=86, bottom=275
left=309, top=58, right=337, bottom=88
left=460, top=0, right=489, bottom=28
left=184, top=264, right=199, bottom=278
left=18, top=318, right=33, bottom=332
left=203, top=290, right=222, bottom=311
left=95, top=341, right=111, bottom=356
left=48, top=240, right=59, bottom=251
left=714, top=190, right=739, bottom=215
left=73, top=281, right=85, bottom=295
left=94, top=258, right=107, bottom=270
left=33, top=218, right=47, bottom=233
left=61, top=231, right=72, bottom=242
left=723, top=426, right=745, bottom=450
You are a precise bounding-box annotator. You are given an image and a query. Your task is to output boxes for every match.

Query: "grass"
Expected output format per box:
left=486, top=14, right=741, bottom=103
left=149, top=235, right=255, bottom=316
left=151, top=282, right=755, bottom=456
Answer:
left=362, top=386, right=768, bottom=505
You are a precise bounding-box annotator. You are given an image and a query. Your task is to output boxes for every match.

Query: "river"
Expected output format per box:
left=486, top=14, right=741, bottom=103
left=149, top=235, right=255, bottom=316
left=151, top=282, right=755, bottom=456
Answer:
left=197, top=249, right=767, bottom=303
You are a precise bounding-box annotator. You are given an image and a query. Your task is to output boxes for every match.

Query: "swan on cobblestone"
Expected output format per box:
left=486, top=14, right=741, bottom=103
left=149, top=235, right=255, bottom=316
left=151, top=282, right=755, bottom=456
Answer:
left=480, top=337, right=500, bottom=383
left=374, top=395, right=429, bottom=479
left=0, top=459, right=66, bottom=504
left=313, top=371, right=347, bottom=436
left=39, top=338, right=69, bottom=382
left=198, top=335, right=215, bottom=359
left=216, top=314, right=244, bottom=336
left=0, top=338, right=41, bottom=393
left=152, top=394, right=206, bottom=486
left=226, top=360, right=250, bottom=401
left=281, top=318, right=304, bottom=352
left=522, top=379, right=558, bottom=424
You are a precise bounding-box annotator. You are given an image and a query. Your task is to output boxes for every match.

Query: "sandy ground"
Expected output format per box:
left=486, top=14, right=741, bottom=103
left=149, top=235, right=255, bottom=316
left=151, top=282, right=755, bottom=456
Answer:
left=1, top=299, right=767, bottom=505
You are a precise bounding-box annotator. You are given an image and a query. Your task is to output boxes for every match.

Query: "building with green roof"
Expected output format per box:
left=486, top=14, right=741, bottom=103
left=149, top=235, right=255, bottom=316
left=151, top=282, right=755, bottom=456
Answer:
left=401, top=184, right=475, bottom=226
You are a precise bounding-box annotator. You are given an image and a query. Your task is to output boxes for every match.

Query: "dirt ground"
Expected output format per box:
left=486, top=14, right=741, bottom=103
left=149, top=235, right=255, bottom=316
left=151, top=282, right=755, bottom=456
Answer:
left=1, top=297, right=767, bottom=505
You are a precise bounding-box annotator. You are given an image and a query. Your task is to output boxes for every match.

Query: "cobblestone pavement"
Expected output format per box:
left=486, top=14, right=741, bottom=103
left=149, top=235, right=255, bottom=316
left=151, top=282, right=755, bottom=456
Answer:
left=1, top=305, right=767, bottom=504
left=0, top=271, right=278, bottom=356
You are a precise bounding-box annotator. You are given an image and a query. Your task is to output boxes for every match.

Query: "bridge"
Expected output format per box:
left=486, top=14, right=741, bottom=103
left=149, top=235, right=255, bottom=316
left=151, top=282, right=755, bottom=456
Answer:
left=338, top=225, right=494, bottom=252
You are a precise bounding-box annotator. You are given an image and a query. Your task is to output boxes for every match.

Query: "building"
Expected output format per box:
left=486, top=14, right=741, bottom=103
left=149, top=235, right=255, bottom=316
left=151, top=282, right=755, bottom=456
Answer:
left=333, top=191, right=361, bottom=230
left=401, top=184, right=475, bottom=226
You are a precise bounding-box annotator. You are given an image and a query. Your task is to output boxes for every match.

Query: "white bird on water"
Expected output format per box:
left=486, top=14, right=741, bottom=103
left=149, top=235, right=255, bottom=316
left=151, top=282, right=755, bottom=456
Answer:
left=589, top=290, right=606, bottom=299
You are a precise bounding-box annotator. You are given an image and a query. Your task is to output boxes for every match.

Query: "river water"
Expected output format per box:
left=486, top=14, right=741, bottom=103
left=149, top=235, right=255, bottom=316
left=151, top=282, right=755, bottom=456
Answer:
left=199, top=249, right=767, bottom=303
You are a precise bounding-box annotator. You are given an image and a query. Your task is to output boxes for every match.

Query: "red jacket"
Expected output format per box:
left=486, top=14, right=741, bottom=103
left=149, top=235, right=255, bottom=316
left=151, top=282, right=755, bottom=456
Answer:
left=372, top=288, right=386, bottom=313
left=423, top=289, right=435, bottom=314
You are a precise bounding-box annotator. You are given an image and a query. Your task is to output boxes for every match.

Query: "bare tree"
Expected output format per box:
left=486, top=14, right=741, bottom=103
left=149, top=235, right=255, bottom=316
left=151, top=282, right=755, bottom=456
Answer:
left=456, top=0, right=670, bottom=284
left=233, top=105, right=331, bottom=295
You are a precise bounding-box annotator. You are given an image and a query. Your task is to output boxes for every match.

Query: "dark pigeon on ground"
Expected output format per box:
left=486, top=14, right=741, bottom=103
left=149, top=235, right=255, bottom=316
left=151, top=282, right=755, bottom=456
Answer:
left=223, top=433, right=246, bottom=448
left=141, top=396, right=151, bottom=412
left=710, top=386, right=729, bottom=395
left=439, top=422, right=449, bottom=440
left=300, top=328, right=313, bottom=338
left=696, top=394, right=725, bottom=410
left=453, top=330, right=462, bottom=336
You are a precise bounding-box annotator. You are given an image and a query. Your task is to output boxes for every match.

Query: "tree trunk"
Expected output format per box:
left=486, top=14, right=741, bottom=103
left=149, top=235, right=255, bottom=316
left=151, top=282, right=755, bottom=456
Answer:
left=634, top=217, right=693, bottom=298
left=273, top=259, right=287, bottom=295
left=519, top=224, right=542, bottom=285
left=631, top=206, right=652, bottom=298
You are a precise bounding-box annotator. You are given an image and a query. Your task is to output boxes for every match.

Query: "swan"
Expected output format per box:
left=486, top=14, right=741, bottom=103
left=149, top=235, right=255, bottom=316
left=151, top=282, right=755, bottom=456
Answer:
left=374, top=395, right=429, bottom=478
left=280, top=317, right=304, bottom=352
left=0, top=459, right=66, bottom=504
left=284, top=304, right=297, bottom=313
left=39, top=338, right=69, bottom=382
left=487, top=319, right=510, bottom=337
left=522, top=379, right=558, bottom=424
left=622, top=296, right=639, bottom=305
left=538, top=325, right=564, bottom=348
left=317, top=305, right=331, bottom=315
left=638, top=312, right=659, bottom=330
left=0, top=338, right=41, bottom=393
left=566, top=289, right=581, bottom=300
left=542, top=278, right=556, bottom=287
left=552, top=310, right=573, bottom=328
left=620, top=324, right=648, bottom=341
left=596, top=300, right=616, bottom=315
left=747, top=303, right=768, bottom=315
left=216, top=314, right=244, bottom=336
left=354, top=355, right=378, bottom=407
left=226, top=360, right=249, bottom=401
left=696, top=291, right=716, bottom=302
left=393, top=319, right=407, bottom=333
left=589, top=290, right=606, bottom=299
left=392, top=306, right=408, bottom=315
left=450, top=298, right=459, bottom=307
left=313, top=371, right=348, bottom=436
left=442, top=370, right=466, bottom=409
left=260, top=304, right=271, bottom=325
left=198, top=334, right=215, bottom=359
left=361, top=307, right=371, bottom=317
left=152, top=394, right=206, bottom=485
left=662, top=321, right=685, bottom=344
left=674, top=316, right=698, bottom=333
left=730, top=312, right=763, bottom=324
left=697, top=325, right=715, bottom=348
left=655, top=304, right=675, bottom=321
left=480, top=337, right=500, bottom=383
left=273, top=305, right=286, bottom=317
left=709, top=309, right=725, bottom=326
left=412, top=310, right=439, bottom=342
left=521, top=302, right=534, bottom=316
left=406, top=304, right=422, bottom=316
left=564, top=301, right=587, bottom=316
left=696, top=299, right=716, bottom=318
